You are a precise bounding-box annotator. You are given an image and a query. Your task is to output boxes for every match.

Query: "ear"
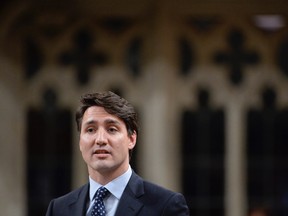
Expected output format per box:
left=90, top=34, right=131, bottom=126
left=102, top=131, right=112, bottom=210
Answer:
left=128, top=131, right=137, bottom=150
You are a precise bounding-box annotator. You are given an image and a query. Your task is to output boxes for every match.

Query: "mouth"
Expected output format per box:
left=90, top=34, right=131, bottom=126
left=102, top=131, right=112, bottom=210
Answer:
left=93, top=149, right=111, bottom=158
left=94, top=149, right=110, bottom=154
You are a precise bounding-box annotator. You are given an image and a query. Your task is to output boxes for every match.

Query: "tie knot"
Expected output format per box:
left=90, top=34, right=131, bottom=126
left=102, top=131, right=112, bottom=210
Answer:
left=94, top=186, right=109, bottom=201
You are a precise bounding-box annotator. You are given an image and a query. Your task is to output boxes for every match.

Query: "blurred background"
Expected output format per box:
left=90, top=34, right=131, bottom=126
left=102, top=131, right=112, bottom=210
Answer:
left=1, top=0, right=288, bottom=216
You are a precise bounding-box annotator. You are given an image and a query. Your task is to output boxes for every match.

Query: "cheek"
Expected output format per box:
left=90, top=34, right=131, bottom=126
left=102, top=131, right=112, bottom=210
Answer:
left=79, top=141, right=84, bottom=152
left=80, top=133, right=93, bottom=143
left=111, top=138, right=127, bottom=152
left=79, top=136, right=90, bottom=151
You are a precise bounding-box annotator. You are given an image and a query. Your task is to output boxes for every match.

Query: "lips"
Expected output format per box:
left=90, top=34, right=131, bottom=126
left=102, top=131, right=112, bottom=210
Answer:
left=94, top=149, right=110, bottom=154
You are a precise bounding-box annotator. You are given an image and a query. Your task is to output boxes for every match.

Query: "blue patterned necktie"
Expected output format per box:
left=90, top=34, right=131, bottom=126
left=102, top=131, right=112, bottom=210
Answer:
left=91, top=187, right=109, bottom=216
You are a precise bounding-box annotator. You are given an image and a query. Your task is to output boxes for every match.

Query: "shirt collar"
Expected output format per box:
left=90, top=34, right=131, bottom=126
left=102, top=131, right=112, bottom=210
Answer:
left=89, top=166, right=132, bottom=201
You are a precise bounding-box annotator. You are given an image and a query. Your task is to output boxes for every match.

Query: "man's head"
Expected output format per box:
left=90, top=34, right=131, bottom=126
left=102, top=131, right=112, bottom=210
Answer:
left=76, top=92, right=138, bottom=180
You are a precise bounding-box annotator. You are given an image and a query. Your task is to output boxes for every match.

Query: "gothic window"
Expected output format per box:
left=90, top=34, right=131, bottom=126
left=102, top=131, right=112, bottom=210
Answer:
left=214, top=29, right=260, bottom=85
left=59, top=28, right=108, bottom=85
left=181, top=89, right=225, bottom=216
left=126, top=37, right=142, bottom=78
left=247, top=87, right=288, bottom=216
left=179, top=37, right=194, bottom=75
left=24, top=37, right=44, bottom=79
left=26, top=88, right=72, bottom=216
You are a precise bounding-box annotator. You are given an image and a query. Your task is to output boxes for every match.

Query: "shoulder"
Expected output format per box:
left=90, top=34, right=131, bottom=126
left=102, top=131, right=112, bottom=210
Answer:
left=143, top=180, right=190, bottom=215
left=130, top=172, right=179, bottom=198
left=127, top=172, right=190, bottom=215
left=142, top=179, right=186, bottom=205
left=46, top=184, right=89, bottom=216
left=46, top=184, right=88, bottom=211
left=53, top=184, right=88, bottom=203
left=143, top=180, right=176, bottom=196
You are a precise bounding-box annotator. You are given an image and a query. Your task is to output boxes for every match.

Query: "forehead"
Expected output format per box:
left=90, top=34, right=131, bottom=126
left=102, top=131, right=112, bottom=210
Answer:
left=82, top=106, right=123, bottom=124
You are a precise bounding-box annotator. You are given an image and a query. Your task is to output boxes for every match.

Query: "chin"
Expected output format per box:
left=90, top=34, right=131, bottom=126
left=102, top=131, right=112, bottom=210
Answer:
left=92, top=161, right=114, bottom=172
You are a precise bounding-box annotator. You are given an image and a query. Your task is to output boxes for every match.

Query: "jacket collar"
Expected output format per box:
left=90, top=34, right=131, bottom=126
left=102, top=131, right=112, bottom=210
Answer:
left=114, top=172, right=145, bottom=216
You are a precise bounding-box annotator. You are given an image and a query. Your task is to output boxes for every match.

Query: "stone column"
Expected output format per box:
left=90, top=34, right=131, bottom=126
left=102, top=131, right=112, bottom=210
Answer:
left=225, top=91, right=247, bottom=216
left=0, top=59, right=26, bottom=216
left=138, top=3, right=181, bottom=192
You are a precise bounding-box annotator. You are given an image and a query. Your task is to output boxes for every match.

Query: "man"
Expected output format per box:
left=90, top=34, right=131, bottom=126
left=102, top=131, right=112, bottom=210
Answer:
left=46, top=91, right=190, bottom=216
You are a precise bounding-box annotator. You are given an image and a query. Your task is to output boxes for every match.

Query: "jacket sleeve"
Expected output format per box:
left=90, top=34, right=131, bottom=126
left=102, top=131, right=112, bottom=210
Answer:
left=163, top=193, right=190, bottom=216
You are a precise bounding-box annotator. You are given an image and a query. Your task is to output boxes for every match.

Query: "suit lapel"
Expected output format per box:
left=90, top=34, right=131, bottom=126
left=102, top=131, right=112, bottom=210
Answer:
left=115, top=172, right=144, bottom=216
left=67, top=184, right=89, bottom=216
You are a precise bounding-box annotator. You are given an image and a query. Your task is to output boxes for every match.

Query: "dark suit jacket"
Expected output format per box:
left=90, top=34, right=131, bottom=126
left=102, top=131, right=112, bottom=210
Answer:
left=46, top=172, right=190, bottom=216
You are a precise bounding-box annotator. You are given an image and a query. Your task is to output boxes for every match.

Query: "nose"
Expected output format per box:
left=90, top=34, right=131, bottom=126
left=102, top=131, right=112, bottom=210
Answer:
left=95, top=128, right=107, bottom=146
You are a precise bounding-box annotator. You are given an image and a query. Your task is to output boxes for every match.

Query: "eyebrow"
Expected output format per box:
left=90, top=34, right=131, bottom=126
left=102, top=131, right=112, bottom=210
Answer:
left=84, top=118, right=121, bottom=126
left=105, top=119, right=121, bottom=125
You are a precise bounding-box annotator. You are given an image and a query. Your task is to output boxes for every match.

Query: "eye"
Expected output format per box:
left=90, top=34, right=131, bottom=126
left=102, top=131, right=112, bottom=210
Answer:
left=87, top=127, right=95, bottom=133
left=107, top=127, right=117, bottom=133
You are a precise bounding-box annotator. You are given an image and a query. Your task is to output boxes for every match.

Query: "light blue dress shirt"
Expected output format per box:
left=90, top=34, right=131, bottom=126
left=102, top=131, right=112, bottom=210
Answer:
left=87, top=166, right=132, bottom=216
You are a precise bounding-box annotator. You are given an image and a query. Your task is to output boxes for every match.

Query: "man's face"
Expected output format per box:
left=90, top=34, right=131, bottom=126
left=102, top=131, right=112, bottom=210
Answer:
left=79, top=106, right=136, bottom=179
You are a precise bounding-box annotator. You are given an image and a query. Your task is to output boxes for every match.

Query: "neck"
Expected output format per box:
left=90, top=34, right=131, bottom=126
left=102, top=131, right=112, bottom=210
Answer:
left=88, top=165, right=129, bottom=185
